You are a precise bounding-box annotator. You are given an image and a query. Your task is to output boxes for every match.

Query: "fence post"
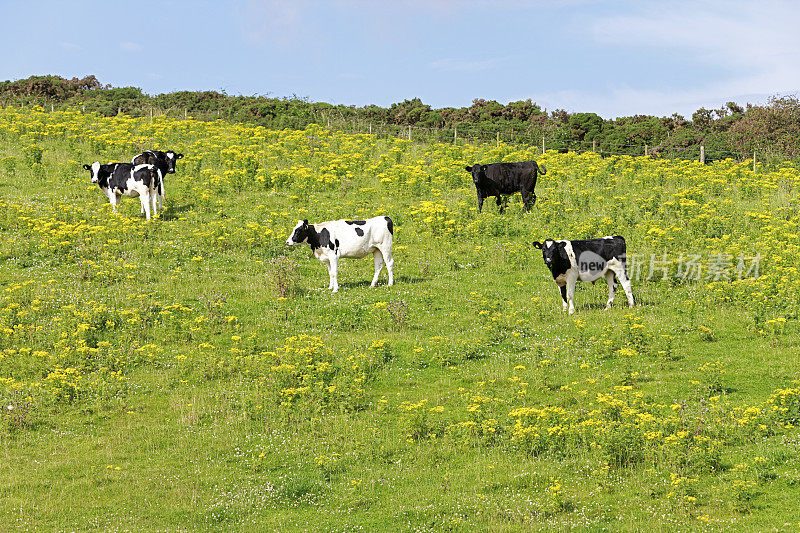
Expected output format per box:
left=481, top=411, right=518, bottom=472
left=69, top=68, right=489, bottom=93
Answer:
left=592, top=139, right=596, bottom=152
left=753, top=151, right=756, bottom=172
left=542, top=136, right=545, bottom=154
left=454, top=126, right=457, bottom=143
left=645, top=144, right=648, bottom=157
left=497, top=132, right=500, bottom=146
left=408, top=125, right=412, bottom=141
left=700, top=145, right=705, bottom=164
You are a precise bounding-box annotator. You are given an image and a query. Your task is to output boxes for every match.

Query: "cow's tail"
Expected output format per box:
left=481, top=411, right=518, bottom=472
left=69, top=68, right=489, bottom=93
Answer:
left=148, top=166, right=158, bottom=196
left=615, top=235, right=627, bottom=267
left=536, top=161, right=547, bottom=175
left=157, top=168, right=165, bottom=200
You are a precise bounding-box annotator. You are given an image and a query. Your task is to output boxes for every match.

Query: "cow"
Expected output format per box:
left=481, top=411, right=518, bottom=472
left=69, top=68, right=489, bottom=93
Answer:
left=83, top=162, right=161, bottom=220
left=131, top=150, right=184, bottom=212
left=533, top=236, right=634, bottom=314
left=285, top=216, right=395, bottom=293
left=464, top=160, right=546, bottom=213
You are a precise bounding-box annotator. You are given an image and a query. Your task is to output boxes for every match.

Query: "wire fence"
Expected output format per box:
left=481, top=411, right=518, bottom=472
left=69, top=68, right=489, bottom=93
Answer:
left=318, top=120, right=800, bottom=169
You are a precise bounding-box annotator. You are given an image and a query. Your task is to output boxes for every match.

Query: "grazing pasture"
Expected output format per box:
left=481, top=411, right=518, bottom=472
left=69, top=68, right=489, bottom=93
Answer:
left=0, top=106, right=799, bottom=530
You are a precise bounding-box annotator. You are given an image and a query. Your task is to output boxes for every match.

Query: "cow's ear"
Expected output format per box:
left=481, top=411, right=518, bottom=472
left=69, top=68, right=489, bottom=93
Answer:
left=176, top=153, right=184, bottom=159
left=481, top=165, right=487, bottom=172
left=464, top=165, right=473, bottom=172
left=532, top=241, right=542, bottom=249
left=82, top=164, right=91, bottom=170
left=557, top=241, right=569, bottom=257
left=302, top=219, right=308, bottom=226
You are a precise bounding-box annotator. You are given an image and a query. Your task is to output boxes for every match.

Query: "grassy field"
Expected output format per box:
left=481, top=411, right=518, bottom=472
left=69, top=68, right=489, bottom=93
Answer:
left=1, top=106, right=799, bottom=531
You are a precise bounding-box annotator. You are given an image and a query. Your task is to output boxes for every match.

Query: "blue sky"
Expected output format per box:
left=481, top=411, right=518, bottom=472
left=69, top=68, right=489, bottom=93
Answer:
left=2, top=0, right=799, bottom=119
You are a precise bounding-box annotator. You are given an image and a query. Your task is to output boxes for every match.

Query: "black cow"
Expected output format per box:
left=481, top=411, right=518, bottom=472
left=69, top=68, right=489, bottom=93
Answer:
left=131, top=150, right=184, bottom=211
left=464, top=160, right=546, bottom=213
left=83, top=162, right=161, bottom=220
left=532, top=236, right=634, bottom=314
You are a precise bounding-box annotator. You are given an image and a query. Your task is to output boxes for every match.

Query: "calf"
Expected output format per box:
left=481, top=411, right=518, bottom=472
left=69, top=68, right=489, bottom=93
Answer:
left=131, top=150, right=184, bottom=212
left=83, top=162, right=161, bottom=220
left=285, top=216, right=395, bottom=293
left=533, top=236, right=634, bottom=314
left=464, top=160, right=546, bottom=213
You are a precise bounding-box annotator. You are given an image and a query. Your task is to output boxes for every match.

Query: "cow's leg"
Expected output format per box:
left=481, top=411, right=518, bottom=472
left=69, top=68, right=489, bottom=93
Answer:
left=608, top=263, right=635, bottom=307
left=566, top=277, right=577, bottom=315
left=329, top=256, right=339, bottom=293
left=108, top=192, right=119, bottom=214
left=151, top=188, right=159, bottom=218
left=371, top=249, right=384, bottom=288
left=618, top=266, right=635, bottom=308
left=136, top=190, right=145, bottom=216
left=140, top=193, right=151, bottom=220
left=320, top=259, right=333, bottom=290
left=604, top=270, right=617, bottom=309
left=496, top=195, right=505, bottom=214
left=559, top=285, right=568, bottom=312
left=382, top=246, right=394, bottom=286
left=520, top=189, right=530, bottom=213
left=477, top=193, right=485, bottom=213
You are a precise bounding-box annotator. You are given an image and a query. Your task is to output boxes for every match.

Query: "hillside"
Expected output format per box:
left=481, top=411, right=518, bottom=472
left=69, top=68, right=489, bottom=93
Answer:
left=4, top=75, right=800, bottom=161
left=0, top=105, right=799, bottom=530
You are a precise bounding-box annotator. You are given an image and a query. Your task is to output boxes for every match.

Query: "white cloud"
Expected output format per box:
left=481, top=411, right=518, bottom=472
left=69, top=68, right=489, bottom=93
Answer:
left=589, top=1, right=800, bottom=107
left=238, top=0, right=304, bottom=48
left=428, top=57, right=504, bottom=72
left=58, top=42, right=81, bottom=51
left=120, top=41, right=142, bottom=52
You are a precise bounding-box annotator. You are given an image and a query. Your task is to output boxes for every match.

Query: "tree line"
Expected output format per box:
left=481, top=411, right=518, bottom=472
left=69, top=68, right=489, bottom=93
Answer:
left=3, top=75, right=800, bottom=161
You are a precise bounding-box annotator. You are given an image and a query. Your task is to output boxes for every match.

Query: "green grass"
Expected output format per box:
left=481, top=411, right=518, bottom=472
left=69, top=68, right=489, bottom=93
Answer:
left=0, top=108, right=799, bottom=530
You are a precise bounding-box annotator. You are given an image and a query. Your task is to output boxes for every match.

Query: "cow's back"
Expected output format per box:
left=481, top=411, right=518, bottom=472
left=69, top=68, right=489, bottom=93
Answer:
left=132, top=152, right=156, bottom=167
left=569, top=236, right=626, bottom=261
left=107, top=164, right=133, bottom=190
left=110, top=163, right=154, bottom=193
left=485, top=161, right=538, bottom=193
left=323, top=216, right=392, bottom=258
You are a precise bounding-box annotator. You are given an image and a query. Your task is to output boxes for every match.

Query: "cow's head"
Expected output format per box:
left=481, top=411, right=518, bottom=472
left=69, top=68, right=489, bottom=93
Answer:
left=164, top=151, right=184, bottom=174
left=83, top=162, right=102, bottom=184
left=533, top=239, right=567, bottom=269
left=286, top=220, right=310, bottom=245
left=464, top=164, right=487, bottom=184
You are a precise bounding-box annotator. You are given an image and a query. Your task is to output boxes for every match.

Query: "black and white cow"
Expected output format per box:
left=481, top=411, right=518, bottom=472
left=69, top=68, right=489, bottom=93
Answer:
left=130, top=150, right=184, bottom=212
left=464, top=160, right=546, bottom=213
left=533, top=236, right=634, bottom=314
left=83, top=161, right=161, bottom=220
left=285, top=216, right=395, bottom=293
